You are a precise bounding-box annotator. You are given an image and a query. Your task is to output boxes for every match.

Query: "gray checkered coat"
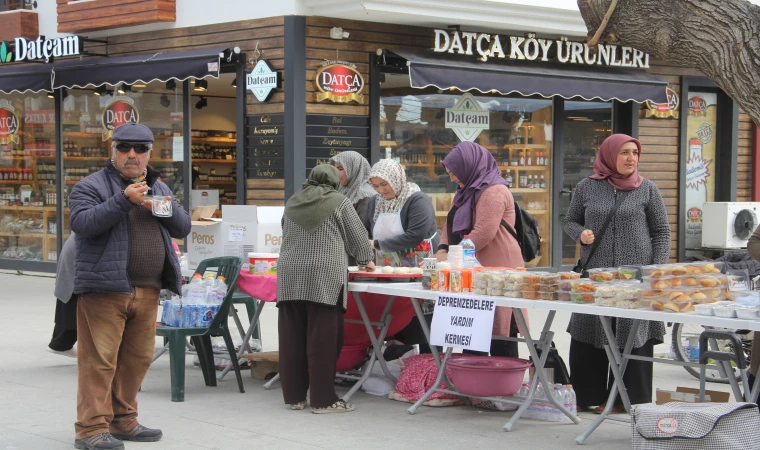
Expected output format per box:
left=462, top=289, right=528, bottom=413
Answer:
left=564, top=177, right=671, bottom=349
left=277, top=198, right=373, bottom=310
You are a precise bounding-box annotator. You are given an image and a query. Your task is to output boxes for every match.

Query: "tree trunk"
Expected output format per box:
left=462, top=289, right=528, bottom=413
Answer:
left=578, top=0, right=760, bottom=127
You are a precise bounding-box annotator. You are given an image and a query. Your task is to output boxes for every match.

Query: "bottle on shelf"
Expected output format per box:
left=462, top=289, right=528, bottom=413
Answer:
left=544, top=153, right=549, bottom=166
left=505, top=169, right=513, bottom=186
left=527, top=152, right=532, bottom=166
left=540, top=175, right=547, bottom=189
left=519, top=151, right=525, bottom=166
left=537, top=152, right=543, bottom=165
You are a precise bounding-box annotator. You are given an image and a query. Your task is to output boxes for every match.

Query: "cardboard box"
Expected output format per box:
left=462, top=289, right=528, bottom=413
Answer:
left=187, top=206, right=222, bottom=270
left=243, top=351, right=279, bottom=380
left=221, top=205, right=284, bottom=270
left=655, top=387, right=730, bottom=404
left=186, top=205, right=284, bottom=270
left=190, top=189, right=220, bottom=209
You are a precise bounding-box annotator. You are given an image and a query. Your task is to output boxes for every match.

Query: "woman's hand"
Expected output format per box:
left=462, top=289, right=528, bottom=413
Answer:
left=359, top=261, right=376, bottom=272
left=435, top=249, right=448, bottom=262
left=368, top=239, right=375, bottom=249
left=580, top=229, right=595, bottom=245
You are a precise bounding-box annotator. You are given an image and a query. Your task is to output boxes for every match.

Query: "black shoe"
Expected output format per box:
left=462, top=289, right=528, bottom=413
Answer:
left=111, top=424, right=163, bottom=442
left=74, top=433, right=125, bottom=450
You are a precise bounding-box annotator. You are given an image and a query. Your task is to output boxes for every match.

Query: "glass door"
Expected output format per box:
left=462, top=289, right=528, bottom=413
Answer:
left=558, top=101, right=613, bottom=268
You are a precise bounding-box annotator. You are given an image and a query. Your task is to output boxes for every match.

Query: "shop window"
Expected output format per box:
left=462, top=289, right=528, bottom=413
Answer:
left=684, top=91, right=718, bottom=249
left=380, top=74, right=554, bottom=267
left=0, top=92, right=56, bottom=262
left=190, top=74, right=238, bottom=210
left=62, top=81, right=187, bottom=244
left=560, top=101, right=613, bottom=266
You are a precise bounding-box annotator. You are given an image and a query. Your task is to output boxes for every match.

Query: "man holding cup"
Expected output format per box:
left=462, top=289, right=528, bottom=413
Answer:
left=69, top=123, right=191, bottom=450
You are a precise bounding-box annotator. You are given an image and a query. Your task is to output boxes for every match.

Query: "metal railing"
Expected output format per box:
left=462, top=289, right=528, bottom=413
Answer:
left=0, top=0, right=36, bottom=13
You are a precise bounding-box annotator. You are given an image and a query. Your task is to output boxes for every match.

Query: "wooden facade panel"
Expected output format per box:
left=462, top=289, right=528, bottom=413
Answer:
left=0, top=10, right=38, bottom=42
left=306, top=103, right=368, bottom=116
left=639, top=118, right=680, bottom=129
left=57, top=0, right=176, bottom=33
left=305, top=16, right=429, bottom=37
left=247, top=179, right=285, bottom=189
left=247, top=104, right=285, bottom=115
left=246, top=199, right=285, bottom=206
left=306, top=49, right=369, bottom=64
left=246, top=190, right=285, bottom=200
left=638, top=126, right=679, bottom=137
left=306, top=26, right=431, bottom=48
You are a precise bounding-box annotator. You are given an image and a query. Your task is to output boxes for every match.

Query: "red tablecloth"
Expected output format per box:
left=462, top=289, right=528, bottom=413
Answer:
left=236, top=271, right=277, bottom=302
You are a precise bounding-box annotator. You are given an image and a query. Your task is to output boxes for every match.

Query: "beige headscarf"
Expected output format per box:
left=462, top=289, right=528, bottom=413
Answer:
left=369, top=159, right=420, bottom=222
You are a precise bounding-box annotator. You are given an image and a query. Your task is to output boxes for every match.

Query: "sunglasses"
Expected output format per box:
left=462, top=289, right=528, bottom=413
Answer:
left=115, top=143, right=151, bottom=154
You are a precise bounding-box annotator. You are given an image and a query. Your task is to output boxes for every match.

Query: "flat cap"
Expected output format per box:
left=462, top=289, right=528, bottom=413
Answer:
left=112, top=123, right=154, bottom=143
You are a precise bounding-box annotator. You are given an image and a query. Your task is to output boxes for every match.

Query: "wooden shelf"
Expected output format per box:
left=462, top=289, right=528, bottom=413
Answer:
left=503, top=144, right=550, bottom=150
left=63, top=132, right=101, bottom=138
left=500, top=165, right=550, bottom=171
left=510, top=188, right=548, bottom=193
left=192, top=159, right=237, bottom=164
left=0, top=180, right=27, bottom=185
left=0, top=232, right=44, bottom=238
left=526, top=210, right=549, bottom=215
left=401, top=163, right=429, bottom=167
left=204, top=180, right=237, bottom=185
left=0, top=157, right=37, bottom=161
left=0, top=206, right=56, bottom=211
left=193, top=137, right=236, bottom=144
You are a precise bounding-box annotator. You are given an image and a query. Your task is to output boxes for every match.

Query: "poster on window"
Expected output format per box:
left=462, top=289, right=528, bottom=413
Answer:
left=685, top=92, right=717, bottom=249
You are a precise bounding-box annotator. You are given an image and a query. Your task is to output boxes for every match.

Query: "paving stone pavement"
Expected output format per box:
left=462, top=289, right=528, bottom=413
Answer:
left=0, top=272, right=736, bottom=449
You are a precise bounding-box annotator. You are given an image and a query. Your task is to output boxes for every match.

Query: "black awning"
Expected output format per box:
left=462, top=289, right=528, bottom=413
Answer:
left=388, top=49, right=668, bottom=104
left=0, top=64, right=53, bottom=94
left=52, top=47, right=228, bottom=89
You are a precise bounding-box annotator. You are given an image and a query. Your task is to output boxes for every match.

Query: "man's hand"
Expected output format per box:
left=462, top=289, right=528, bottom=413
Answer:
left=435, top=249, right=448, bottom=262
left=141, top=195, right=172, bottom=212
left=124, top=181, right=148, bottom=205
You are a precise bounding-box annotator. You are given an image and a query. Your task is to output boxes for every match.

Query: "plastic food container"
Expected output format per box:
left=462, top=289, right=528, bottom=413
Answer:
left=567, top=280, right=597, bottom=293
left=736, top=307, right=760, bottom=320
left=570, top=292, right=596, bottom=304
left=539, top=292, right=560, bottom=301
left=558, top=271, right=581, bottom=280
left=587, top=268, right=617, bottom=282
left=694, top=303, right=715, bottom=316
left=248, top=252, right=278, bottom=275
left=446, top=356, right=533, bottom=397
left=596, top=297, right=638, bottom=309
left=148, top=195, right=173, bottom=217
left=617, top=265, right=641, bottom=281
left=689, top=261, right=724, bottom=274
left=559, top=292, right=571, bottom=301
left=642, top=264, right=689, bottom=278
left=735, top=291, right=760, bottom=306
left=521, top=291, right=541, bottom=300
left=650, top=299, right=697, bottom=313
left=714, top=306, right=738, bottom=318
left=594, top=281, right=642, bottom=300
left=539, top=273, right=560, bottom=285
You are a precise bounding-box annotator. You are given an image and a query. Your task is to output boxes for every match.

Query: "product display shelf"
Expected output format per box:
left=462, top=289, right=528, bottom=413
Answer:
left=193, top=159, right=237, bottom=164
left=0, top=205, right=64, bottom=262
left=193, top=137, right=236, bottom=144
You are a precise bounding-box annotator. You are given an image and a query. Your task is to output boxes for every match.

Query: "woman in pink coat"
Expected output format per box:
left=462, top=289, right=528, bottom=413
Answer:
left=435, top=142, right=526, bottom=356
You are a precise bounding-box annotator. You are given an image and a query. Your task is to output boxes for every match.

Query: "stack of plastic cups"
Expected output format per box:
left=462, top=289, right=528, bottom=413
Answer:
left=448, top=245, right=464, bottom=269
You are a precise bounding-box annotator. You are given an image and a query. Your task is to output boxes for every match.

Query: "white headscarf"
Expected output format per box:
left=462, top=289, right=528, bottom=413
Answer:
left=369, top=159, right=421, bottom=222
left=329, top=151, right=375, bottom=204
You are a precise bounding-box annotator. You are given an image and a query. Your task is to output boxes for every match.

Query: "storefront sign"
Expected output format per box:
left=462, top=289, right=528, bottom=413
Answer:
left=433, top=29, right=650, bottom=68
left=247, top=114, right=285, bottom=180
left=102, top=97, right=139, bottom=141
left=445, top=93, right=490, bottom=142
left=644, top=87, right=679, bottom=119
left=246, top=60, right=281, bottom=102
left=315, top=61, right=365, bottom=104
left=305, top=114, right=370, bottom=172
left=0, top=36, right=83, bottom=64
left=251, top=125, right=283, bottom=136
left=688, top=96, right=707, bottom=116
left=0, top=100, right=20, bottom=145
left=24, top=110, right=56, bottom=125
left=306, top=136, right=369, bottom=148
left=306, top=126, right=369, bottom=138
left=430, top=293, right=497, bottom=352
left=306, top=114, right=368, bottom=127
left=305, top=147, right=368, bottom=159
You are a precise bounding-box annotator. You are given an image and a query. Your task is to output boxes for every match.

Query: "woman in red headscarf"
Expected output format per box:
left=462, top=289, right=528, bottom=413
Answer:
left=564, top=134, right=671, bottom=413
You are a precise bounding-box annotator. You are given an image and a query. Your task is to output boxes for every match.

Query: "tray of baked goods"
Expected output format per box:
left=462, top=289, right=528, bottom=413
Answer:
left=348, top=266, right=423, bottom=281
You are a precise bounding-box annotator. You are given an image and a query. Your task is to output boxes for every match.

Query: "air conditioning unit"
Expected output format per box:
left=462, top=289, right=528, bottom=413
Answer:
left=702, top=202, right=760, bottom=249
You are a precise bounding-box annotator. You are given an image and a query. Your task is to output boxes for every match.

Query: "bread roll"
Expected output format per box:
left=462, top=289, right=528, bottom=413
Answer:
left=668, top=292, right=684, bottom=301
left=652, top=301, right=664, bottom=311
left=663, top=302, right=680, bottom=312
left=679, top=302, right=695, bottom=312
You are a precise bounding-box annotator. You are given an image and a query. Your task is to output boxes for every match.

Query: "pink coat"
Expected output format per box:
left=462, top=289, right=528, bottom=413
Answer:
left=441, top=185, right=527, bottom=337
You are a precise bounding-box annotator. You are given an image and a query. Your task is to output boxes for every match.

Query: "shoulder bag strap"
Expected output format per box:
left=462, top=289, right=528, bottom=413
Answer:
left=579, top=190, right=630, bottom=272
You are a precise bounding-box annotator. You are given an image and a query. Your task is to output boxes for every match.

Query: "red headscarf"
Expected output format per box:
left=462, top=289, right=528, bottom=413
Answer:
left=589, top=133, right=643, bottom=191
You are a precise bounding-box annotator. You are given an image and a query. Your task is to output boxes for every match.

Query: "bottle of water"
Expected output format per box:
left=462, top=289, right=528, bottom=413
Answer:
left=564, top=384, right=577, bottom=414
left=516, top=383, right=530, bottom=399
left=183, top=274, right=203, bottom=327
left=461, top=234, right=477, bottom=268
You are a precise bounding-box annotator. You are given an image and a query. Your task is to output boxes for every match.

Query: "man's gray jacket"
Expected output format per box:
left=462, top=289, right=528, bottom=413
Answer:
left=69, top=163, right=191, bottom=295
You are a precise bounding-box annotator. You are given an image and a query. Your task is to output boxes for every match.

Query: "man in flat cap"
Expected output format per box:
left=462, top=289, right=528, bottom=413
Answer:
left=69, top=123, right=191, bottom=450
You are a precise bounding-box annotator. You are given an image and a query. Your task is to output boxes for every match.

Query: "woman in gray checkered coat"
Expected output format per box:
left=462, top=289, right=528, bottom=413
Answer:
left=277, top=164, right=374, bottom=414
left=564, top=134, right=671, bottom=413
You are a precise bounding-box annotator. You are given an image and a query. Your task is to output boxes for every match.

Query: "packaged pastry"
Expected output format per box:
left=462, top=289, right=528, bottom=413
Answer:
left=487, top=287, right=504, bottom=297
left=587, top=268, right=617, bottom=282
left=540, top=292, right=559, bottom=301
left=539, top=273, right=560, bottom=285
left=504, top=290, right=521, bottom=298
left=559, top=292, right=571, bottom=301
left=570, top=292, right=595, bottom=304
left=689, top=261, right=724, bottom=274
left=559, top=272, right=581, bottom=280
left=567, top=280, right=597, bottom=293
left=473, top=287, right=487, bottom=296
left=617, top=265, right=641, bottom=281
left=650, top=299, right=696, bottom=313
left=505, top=271, right=525, bottom=282
left=521, top=283, right=541, bottom=292
left=641, top=264, right=672, bottom=278
left=594, top=281, right=642, bottom=300
left=522, top=291, right=541, bottom=300
left=522, top=274, right=543, bottom=284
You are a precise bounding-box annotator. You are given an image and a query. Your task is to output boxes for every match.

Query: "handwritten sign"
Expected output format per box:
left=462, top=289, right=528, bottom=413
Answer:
left=430, top=293, right=497, bottom=352
left=228, top=226, right=244, bottom=242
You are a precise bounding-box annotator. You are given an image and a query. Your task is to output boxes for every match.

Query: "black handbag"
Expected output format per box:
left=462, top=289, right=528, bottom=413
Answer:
left=572, top=191, right=630, bottom=278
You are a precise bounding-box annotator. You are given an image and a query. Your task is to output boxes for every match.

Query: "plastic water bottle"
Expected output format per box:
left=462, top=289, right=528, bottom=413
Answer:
left=517, top=383, right=530, bottom=399
left=161, top=297, right=174, bottom=325
left=461, top=234, right=478, bottom=268
left=183, top=274, right=203, bottom=327
left=564, top=384, right=577, bottom=414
